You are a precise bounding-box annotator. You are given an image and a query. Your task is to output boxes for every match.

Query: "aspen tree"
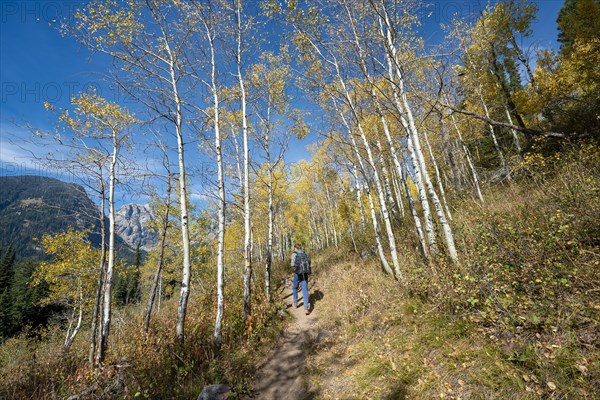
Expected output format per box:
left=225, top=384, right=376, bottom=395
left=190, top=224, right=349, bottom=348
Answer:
left=375, top=3, right=458, bottom=262
left=71, top=0, right=194, bottom=345
left=188, top=1, right=227, bottom=348
left=341, top=110, right=393, bottom=275
left=39, top=102, right=111, bottom=363
left=231, top=0, right=254, bottom=327
left=34, top=228, right=99, bottom=351
left=58, top=93, right=134, bottom=363
left=423, top=126, right=453, bottom=221
left=248, top=50, right=293, bottom=301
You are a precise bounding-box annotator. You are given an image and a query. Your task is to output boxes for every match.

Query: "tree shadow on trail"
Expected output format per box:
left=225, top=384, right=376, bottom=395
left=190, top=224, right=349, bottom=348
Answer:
left=309, top=290, right=324, bottom=310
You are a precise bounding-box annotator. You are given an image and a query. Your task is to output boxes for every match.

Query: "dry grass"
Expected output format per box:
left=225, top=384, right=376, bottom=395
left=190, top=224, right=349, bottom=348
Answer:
left=0, top=259, right=292, bottom=399
left=304, top=145, right=599, bottom=399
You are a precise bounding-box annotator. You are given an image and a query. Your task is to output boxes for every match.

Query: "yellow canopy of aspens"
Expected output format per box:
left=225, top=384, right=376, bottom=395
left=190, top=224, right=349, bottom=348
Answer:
left=32, top=228, right=100, bottom=310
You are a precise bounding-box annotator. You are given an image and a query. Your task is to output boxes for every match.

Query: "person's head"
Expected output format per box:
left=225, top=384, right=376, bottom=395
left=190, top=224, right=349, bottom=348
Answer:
left=294, top=243, right=302, bottom=251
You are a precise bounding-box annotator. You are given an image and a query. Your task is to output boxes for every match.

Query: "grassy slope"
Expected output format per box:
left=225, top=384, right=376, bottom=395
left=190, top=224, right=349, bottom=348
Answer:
left=305, top=146, right=599, bottom=399
left=0, top=146, right=598, bottom=399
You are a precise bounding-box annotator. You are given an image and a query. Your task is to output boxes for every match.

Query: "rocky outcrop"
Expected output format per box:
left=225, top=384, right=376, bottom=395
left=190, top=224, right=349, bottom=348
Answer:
left=115, top=203, right=157, bottom=251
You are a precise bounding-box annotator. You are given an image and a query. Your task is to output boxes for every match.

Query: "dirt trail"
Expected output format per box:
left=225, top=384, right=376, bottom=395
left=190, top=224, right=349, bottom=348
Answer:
left=245, top=277, right=323, bottom=400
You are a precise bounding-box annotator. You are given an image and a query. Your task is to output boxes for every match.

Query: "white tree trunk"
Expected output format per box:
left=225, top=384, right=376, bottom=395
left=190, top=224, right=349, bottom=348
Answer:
left=379, top=12, right=458, bottom=262
left=204, top=21, right=226, bottom=349
left=352, top=164, right=366, bottom=228
left=324, top=183, right=339, bottom=248
left=449, top=112, right=484, bottom=203
left=98, top=129, right=118, bottom=364
left=345, top=117, right=393, bottom=275
left=171, top=58, right=191, bottom=345
left=378, top=18, right=436, bottom=255
left=89, top=184, right=106, bottom=364
left=236, top=0, right=253, bottom=326
left=64, top=281, right=83, bottom=351
left=423, top=128, right=452, bottom=221
left=376, top=140, right=400, bottom=221
left=390, top=165, right=405, bottom=219
left=403, top=91, right=458, bottom=262
left=266, top=165, right=274, bottom=301
left=400, top=161, right=428, bottom=258
left=338, top=74, right=403, bottom=280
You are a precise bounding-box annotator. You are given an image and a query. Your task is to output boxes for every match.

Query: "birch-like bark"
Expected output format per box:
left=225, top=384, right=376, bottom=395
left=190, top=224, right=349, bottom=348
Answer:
left=235, top=0, right=253, bottom=326
left=97, top=128, right=118, bottom=364
left=376, top=140, right=400, bottom=221
left=232, top=130, right=244, bottom=187
left=89, top=182, right=106, bottom=364
left=403, top=91, right=458, bottom=262
left=390, top=164, right=405, bottom=219
left=400, top=161, right=428, bottom=258
left=170, top=54, right=191, bottom=346
left=320, top=206, right=331, bottom=247
left=352, top=164, right=366, bottom=228
left=265, top=166, right=273, bottom=301
left=203, top=18, right=226, bottom=349
left=142, top=3, right=192, bottom=344
left=64, top=281, right=83, bottom=351
left=261, top=103, right=274, bottom=301
left=378, top=10, right=458, bottom=262
left=296, top=17, right=402, bottom=276
left=323, top=183, right=339, bottom=248
left=309, top=208, right=323, bottom=250
left=344, top=3, right=401, bottom=226
left=345, top=114, right=393, bottom=275
left=449, top=112, right=484, bottom=203
left=377, top=16, right=436, bottom=255
left=423, top=128, right=452, bottom=221
left=340, top=76, right=403, bottom=280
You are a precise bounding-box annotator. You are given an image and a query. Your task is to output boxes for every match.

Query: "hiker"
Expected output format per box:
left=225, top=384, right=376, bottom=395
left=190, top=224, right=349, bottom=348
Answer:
left=291, top=243, right=312, bottom=315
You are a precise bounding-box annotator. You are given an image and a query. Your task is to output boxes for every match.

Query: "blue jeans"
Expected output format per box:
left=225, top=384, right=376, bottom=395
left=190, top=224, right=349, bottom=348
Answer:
left=292, top=273, right=310, bottom=310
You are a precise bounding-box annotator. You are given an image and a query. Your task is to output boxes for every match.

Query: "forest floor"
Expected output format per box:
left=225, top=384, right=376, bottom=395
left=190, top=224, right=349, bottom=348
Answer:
left=244, top=276, right=325, bottom=400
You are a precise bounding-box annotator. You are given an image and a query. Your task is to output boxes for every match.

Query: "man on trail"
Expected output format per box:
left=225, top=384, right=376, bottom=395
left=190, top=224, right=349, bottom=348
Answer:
left=291, top=243, right=311, bottom=315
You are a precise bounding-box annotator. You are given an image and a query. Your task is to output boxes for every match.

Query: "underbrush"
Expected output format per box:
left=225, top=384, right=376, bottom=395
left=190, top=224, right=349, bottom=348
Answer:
left=0, top=259, right=291, bottom=399
left=307, top=145, right=599, bottom=398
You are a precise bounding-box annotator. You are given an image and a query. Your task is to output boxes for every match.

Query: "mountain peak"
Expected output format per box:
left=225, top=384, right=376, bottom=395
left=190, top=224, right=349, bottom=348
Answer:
left=115, top=203, right=158, bottom=251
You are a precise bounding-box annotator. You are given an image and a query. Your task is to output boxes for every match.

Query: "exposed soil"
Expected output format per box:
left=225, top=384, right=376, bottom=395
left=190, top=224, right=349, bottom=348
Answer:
left=245, top=277, right=324, bottom=400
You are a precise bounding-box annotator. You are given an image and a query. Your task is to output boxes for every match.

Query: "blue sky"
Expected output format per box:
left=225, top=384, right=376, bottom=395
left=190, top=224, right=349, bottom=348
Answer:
left=0, top=0, right=565, bottom=207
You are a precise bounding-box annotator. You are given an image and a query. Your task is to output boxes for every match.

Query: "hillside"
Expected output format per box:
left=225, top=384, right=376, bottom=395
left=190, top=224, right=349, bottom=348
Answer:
left=0, top=0, right=598, bottom=399
left=0, top=176, right=102, bottom=259
left=1, top=147, right=598, bottom=399
left=0, top=176, right=135, bottom=261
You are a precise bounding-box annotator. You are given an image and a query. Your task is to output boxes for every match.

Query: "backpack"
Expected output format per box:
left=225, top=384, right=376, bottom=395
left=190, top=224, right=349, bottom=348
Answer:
left=294, top=251, right=311, bottom=275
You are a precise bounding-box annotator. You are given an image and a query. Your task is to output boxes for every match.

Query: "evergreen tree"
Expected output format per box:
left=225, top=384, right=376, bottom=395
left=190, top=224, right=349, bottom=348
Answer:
left=0, top=245, right=15, bottom=338
left=557, top=0, right=600, bottom=55
left=9, top=261, right=50, bottom=335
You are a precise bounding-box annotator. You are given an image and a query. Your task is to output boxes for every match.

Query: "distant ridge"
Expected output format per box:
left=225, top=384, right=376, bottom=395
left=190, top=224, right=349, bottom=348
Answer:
left=0, top=175, right=134, bottom=261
